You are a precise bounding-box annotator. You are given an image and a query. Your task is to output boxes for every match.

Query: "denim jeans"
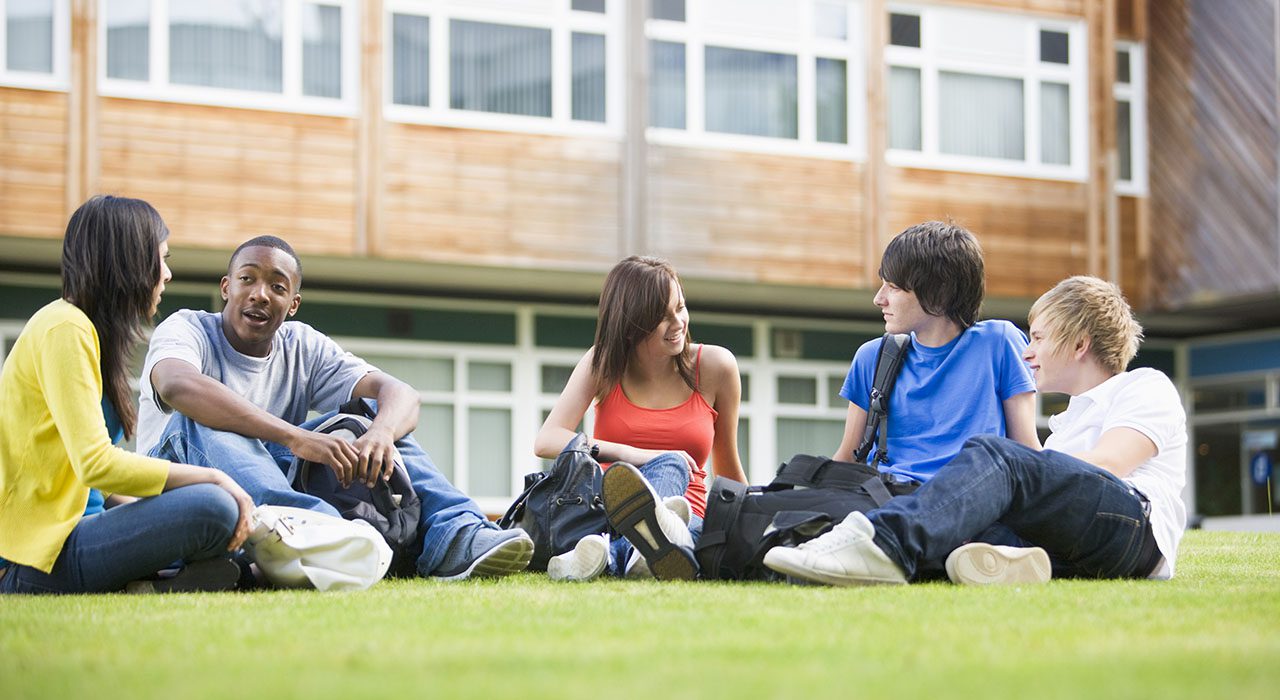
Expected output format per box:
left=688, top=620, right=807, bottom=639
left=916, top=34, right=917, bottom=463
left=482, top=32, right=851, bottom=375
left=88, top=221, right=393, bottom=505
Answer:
left=869, top=434, right=1154, bottom=581
left=0, top=483, right=238, bottom=594
left=607, top=452, right=704, bottom=576
left=149, top=409, right=492, bottom=577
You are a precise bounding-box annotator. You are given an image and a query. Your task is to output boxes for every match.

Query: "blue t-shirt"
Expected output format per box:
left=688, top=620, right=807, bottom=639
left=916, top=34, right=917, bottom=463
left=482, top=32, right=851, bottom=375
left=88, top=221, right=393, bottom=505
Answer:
left=840, top=320, right=1035, bottom=482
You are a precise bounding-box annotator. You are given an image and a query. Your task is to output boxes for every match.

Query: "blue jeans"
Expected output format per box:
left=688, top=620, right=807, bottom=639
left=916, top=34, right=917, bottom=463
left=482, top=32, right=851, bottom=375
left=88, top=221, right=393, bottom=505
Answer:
left=608, top=452, right=704, bottom=576
left=869, top=435, right=1155, bottom=581
left=149, top=409, right=492, bottom=577
left=0, top=484, right=238, bottom=594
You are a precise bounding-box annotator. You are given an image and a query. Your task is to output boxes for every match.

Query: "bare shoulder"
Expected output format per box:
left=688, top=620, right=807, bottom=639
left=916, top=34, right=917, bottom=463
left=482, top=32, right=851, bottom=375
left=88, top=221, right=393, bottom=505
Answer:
left=697, top=344, right=740, bottom=387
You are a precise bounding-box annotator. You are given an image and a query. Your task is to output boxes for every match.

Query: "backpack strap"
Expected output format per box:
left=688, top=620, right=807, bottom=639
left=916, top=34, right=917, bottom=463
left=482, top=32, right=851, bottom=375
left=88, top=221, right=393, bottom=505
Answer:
left=694, top=476, right=750, bottom=577
left=853, top=333, right=911, bottom=465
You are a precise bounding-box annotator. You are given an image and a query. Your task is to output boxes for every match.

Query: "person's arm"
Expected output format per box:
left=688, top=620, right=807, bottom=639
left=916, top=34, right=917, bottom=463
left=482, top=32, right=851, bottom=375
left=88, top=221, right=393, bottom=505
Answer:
left=150, top=358, right=360, bottom=485
left=348, top=371, right=420, bottom=487
left=1002, top=392, right=1042, bottom=450
left=1072, top=427, right=1157, bottom=479
left=833, top=402, right=869, bottom=462
left=705, top=346, right=746, bottom=483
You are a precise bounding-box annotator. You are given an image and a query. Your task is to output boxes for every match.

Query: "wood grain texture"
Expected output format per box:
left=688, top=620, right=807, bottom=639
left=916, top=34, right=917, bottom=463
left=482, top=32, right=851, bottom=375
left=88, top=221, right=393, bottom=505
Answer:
left=0, top=89, right=68, bottom=237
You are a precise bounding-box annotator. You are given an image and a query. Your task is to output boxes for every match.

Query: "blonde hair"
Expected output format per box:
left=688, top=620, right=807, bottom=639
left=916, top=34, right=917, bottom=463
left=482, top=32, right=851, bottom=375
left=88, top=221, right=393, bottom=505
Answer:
left=1028, top=276, right=1143, bottom=375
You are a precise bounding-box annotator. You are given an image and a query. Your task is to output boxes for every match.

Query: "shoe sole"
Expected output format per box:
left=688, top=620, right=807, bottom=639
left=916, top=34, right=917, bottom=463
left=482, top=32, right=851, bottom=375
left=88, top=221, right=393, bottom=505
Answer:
left=432, top=533, right=534, bottom=581
left=762, top=549, right=903, bottom=587
left=547, top=536, right=609, bottom=582
left=602, top=464, right=697, bottom=581
left=945, top=543, right=1051, bottom=586
left=126, top=557, right=240, bottom=594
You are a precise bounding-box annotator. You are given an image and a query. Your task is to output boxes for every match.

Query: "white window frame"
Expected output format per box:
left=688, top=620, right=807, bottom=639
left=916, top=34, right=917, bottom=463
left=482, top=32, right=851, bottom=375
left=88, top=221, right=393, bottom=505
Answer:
left=885, top=3, right=1088, bottom=181
left=97, top=0, right=359, bottom=117
left=646, top=0, right=866, bottom=161
left=1114, top=41, right=1147, bottom=196
left=0, top=0, right=70, bottom=90
left=384, top=0, right=623, bottom=139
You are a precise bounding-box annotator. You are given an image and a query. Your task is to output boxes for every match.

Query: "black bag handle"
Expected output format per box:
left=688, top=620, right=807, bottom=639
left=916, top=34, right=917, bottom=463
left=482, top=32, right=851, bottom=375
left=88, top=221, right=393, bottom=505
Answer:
left=853, top=333, right=910, bottom=465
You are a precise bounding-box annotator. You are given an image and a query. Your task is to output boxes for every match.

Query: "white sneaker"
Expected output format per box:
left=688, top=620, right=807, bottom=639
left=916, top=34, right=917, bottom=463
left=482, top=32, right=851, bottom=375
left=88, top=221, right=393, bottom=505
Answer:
left=762, top=511, right=907, bottom=586
left=623, top=496, right=692, bottom=579
left=602, top=463, right=697, bottom=580
left=548, top=534, right=610, bottom=582
left=945, top=543, right=1051, bottom=586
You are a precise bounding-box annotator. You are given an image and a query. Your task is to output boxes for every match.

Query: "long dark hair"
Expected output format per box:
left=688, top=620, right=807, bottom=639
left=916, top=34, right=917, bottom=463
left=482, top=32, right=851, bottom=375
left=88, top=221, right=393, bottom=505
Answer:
left=61, top=196, right=169, bottom=439
left=590, top=256, right=695, bottom=401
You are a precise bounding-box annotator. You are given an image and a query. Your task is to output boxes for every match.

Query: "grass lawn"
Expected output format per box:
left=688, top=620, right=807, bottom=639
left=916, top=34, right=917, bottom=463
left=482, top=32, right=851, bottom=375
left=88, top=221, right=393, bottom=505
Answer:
left=2, top=530, right=1278, bottom=700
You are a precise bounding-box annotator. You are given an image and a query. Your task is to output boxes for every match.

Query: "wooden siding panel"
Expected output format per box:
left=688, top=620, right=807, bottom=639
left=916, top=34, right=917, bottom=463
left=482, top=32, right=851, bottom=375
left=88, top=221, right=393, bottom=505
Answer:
left=650, top=146, right=863, bottom=288
left=0, top=89, right=67, bottom=237
left=97, top=99, right=357, bottom=256
left=927, top=0, right=1085, bottom=18
left=382, top=124, right=620, bottom=268
left=888, top=167, right=1089, bottom=299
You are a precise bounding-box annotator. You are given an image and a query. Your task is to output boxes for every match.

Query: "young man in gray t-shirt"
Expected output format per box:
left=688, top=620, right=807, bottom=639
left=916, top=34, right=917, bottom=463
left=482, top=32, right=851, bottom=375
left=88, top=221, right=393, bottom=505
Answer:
left=138, top=236, right=532, bottom=581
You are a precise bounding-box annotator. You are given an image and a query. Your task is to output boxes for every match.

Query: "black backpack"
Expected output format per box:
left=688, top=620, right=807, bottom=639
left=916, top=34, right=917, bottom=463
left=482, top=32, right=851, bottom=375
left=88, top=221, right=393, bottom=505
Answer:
left=498, top=432, right=610, bottom=572
left=288, top=398, right=423, bottom=576
left=696, top=333, right=916, bottom=581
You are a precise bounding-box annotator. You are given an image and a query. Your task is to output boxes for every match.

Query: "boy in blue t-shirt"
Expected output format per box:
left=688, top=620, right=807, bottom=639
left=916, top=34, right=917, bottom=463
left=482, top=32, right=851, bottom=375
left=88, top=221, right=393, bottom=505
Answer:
left=834, top=221, right=1039, bottom=483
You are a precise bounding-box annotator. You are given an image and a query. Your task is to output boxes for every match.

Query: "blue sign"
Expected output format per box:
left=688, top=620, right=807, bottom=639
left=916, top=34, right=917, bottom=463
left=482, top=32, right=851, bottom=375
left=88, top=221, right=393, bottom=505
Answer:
left=1251, top=452, right=1273, bottom=486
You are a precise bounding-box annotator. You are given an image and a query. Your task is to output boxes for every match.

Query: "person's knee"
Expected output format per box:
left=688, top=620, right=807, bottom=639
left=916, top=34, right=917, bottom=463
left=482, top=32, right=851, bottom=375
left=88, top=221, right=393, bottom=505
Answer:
left=181, top=483, right=240, bottom=542
left=965, top=434, right=1006, bottom=451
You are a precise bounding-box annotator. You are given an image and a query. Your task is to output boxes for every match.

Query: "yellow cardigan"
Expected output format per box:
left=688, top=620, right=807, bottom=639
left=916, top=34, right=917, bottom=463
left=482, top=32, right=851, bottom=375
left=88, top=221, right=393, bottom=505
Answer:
left=0, top=300, right=169, bottom=573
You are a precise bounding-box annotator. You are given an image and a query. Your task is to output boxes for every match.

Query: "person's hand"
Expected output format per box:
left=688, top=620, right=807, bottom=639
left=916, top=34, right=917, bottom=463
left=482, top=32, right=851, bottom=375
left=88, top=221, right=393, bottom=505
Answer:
left=288, top=429, right=360, bottom=487
left=211, top=470, right=255, bottom=551
left=352, top=426, right=399, bottom=488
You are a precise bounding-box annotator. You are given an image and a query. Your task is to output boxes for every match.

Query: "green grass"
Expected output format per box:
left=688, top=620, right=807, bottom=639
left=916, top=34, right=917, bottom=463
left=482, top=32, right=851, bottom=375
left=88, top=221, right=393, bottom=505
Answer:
left=3, top=530, right=1278, bottom=699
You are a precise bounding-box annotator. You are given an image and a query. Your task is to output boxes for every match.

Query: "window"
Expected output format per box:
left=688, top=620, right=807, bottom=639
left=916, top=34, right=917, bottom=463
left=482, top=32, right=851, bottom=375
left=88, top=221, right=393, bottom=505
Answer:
left=386, top=1, right=617, bottom=134
left=886, top=5, right=1085, bottom=179
left=645, top=0, right=863, bottom=158
left=101, top=0, right=356, bottom=114
left=1114, top=43, right=1147, bottom=194
left=1, top=0, right=67, bottom=89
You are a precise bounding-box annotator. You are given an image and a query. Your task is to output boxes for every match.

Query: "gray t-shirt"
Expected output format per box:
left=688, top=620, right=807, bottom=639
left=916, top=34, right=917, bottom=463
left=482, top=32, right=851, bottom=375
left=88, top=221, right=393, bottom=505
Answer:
left=137, top=309, right=377, bottom=454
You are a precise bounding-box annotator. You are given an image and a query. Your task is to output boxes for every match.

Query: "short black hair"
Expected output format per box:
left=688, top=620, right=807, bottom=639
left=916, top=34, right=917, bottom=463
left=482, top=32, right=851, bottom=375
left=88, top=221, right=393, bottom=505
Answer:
left=878, top=221, right=986, bottom=328
left=228, top=235, right=302, bottom=283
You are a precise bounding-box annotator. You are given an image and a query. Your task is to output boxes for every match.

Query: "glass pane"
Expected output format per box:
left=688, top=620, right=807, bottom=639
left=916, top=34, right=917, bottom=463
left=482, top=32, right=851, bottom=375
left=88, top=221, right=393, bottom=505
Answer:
left=363, top=355, right=454, bottom=391
left=572, top=0, right=606, bottom=12
left=540, top=364, right=574, bottom=394
left=1117, top=100, right=1132, bottom=181
left=816, top=57, right=847, bottom=144
left=106, top=0, right=151, bottom=81
left=827, top=376, right=846, bottom=409
left=169, top=0, right=284, bottom=93
left=777, top=376, right=817, bottom=405
left=738, top=416, right=750, bottom=474
left=1194, top=421, right=1280, bottom=517
left=650, top=40, right=685, bottom=129
left=814, top=2, right=847, bottom=41
left=889, top=13, right=920, bottom=48
left=1040, top=82, right=1070, bottom=165
left=740, top=373, right=750, bottom=402
left=1193, top=381, right=1267, bottom=413
left=571, top=32, right=606, bottom=123
left=939, top=71, right=1024, bottom=160
left=888, top=66, right=921, bottom=151
left=651, top=0, right=685, bottom=22
left=705, top=46, right=797, bottom=139
left=469, top=408, right=512, bottom=498
left=1040, top=30, right=1069, bottom=64
left=468, top=361, right=512, bottom=392
left=776, top=418, right=844, bottom=465
left=1116, top=49, right=1131, bottom=84
left=450, top=19, right=552, bottom=117
left=419, top=404, right=454, bottom=484
left=392, top=13, right=430, bottom=107
left=7, top=0, right=53, bottom=73
left=302, top=3, right=341, bottom=98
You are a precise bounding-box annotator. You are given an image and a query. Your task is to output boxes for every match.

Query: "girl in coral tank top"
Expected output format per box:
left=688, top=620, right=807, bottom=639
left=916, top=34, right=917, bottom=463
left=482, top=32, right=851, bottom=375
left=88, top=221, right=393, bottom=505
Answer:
left=534, top=256, right=747, bottom=581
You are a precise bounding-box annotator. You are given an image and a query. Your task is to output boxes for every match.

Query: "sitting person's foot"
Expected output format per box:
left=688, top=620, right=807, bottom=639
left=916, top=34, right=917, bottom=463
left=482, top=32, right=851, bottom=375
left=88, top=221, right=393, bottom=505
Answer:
left=125, top=557, right=241, bottom=594
left=431, top=525, right=534, bottom=581
left=762, top=511, right=907, bottom=586
left=548, top=533, right=610, bottom=582
left=602, top=463, right=697, bottom=581
left=623, top=496, right=692, bottom=579
left=945, top=543, right=1051, bottom=586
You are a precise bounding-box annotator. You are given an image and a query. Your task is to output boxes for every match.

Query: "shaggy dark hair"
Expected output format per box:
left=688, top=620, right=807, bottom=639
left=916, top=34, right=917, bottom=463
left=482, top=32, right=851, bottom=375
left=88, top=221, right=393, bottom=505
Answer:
left=878, top=220, right=986, bottom=328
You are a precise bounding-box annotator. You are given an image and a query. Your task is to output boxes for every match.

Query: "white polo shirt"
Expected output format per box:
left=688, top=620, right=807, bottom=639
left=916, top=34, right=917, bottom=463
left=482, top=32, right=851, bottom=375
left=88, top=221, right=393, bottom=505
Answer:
left=1044, top=368, right=1187, bottom=579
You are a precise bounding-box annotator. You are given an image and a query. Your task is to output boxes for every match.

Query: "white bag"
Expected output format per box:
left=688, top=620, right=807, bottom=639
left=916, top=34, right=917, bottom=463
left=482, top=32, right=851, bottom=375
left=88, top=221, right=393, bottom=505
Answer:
left=245, top=505, right=393, bottom=592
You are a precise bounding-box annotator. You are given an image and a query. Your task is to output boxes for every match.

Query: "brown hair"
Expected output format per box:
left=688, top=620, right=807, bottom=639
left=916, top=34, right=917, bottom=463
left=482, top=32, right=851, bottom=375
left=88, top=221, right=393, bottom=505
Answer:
left=1028, top=276, right=1143, bottom=375
left=878, top=220, right=986, bottom=328
left=590, top=256, right=695, bottom=401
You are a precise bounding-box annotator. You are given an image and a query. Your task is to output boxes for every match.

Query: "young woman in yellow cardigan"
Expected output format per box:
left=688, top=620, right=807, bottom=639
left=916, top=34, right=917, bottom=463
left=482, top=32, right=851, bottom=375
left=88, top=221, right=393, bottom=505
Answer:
left=0, top=196, right=254, bottom=594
